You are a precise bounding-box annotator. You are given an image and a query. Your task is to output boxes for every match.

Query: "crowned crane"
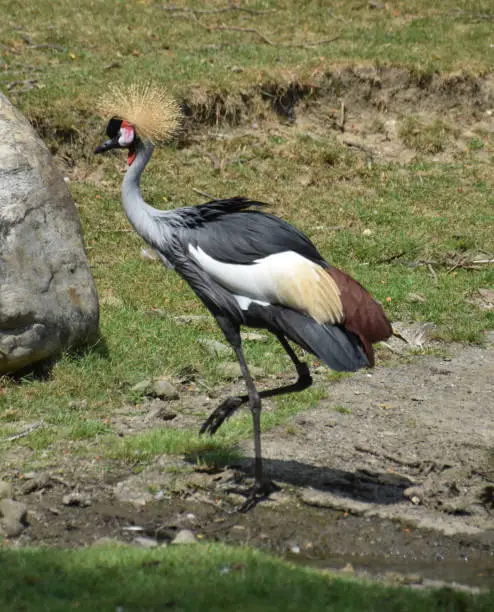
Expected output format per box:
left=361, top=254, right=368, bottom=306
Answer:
left=95, top=84, right=393, bottom=509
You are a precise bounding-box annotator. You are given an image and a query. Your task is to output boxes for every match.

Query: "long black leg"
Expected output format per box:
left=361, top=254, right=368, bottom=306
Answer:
left=200, top=333, right=312, bottom=436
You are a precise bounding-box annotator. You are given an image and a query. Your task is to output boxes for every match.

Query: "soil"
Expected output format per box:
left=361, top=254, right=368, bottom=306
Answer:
left=4, top=338, right=494, bottom=591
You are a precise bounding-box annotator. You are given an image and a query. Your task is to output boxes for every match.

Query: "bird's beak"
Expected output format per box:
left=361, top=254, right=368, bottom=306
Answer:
left=94, top=137, right=119, bottom=154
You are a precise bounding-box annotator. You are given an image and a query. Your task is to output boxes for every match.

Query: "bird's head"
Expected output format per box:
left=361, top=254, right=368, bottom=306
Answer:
left=95, top=118, right=139, bottom=165
left=95, top=83, right=182, bottom=165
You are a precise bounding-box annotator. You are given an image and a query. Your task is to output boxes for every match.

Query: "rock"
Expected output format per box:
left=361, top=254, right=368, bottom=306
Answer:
left=113, top=481, right=153, bottom=507
left=91, top=537, right=123, bottom=547
left=173, top=315, right=210, bottom=325
left=132, top=379, right=152, bottom=394
left=20, top=472, right=51, bottom=494
left=1, top=517, right=24, bottom=537
left=404, top=486, right=423, bottom=505
left=299, top=488, right=372, bottom=515
left=132, top=379, right=179, bottom=400
left=198, top=338, right=232, bottom=356
left=0, top=93, right=99, bottom=374
left=171, top=529, right=198, bottom=545
left=62, top=492, right=92, bottom=507
left=147, top=401, right=177, bottom=421
left=217, top=362, right=264, bottom=380
left=240, top=332, right=268, bottom=342
left=150, top=380, right=179, bottom=401
left=0, top=498, right=27, bottom=523
left=0, top=482, right=13, bottom=500
left=133, top=536, right=159, bottom=548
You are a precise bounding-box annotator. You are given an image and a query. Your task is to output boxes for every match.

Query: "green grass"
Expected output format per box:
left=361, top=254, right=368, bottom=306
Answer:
left=1, top=543, right=493, bottom=612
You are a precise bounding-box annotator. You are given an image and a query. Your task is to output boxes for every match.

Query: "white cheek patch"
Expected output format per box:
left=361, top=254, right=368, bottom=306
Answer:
left=118, top=126, right=135, bottom=146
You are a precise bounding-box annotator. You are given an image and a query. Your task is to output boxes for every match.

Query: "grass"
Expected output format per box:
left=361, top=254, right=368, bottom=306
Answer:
left=0, top=0, right=493, bottom=573
left=1, top=0, right=493, bottom=473
left=1, top=543, right=493, bottom=612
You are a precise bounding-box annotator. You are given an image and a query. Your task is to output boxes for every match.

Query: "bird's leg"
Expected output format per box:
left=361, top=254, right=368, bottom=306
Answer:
left=200, top=334, right=312, bottom=436
left=232, top=344, right=273, bottom=511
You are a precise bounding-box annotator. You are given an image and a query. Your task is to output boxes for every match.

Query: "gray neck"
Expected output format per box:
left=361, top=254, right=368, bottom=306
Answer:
left=121, top=140, right=163, bottom=246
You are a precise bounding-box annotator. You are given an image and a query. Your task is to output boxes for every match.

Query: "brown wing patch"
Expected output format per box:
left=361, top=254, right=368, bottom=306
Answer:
left=327, top=267, right=392, bottom=366
left=275, top=262, right=344, bottom=325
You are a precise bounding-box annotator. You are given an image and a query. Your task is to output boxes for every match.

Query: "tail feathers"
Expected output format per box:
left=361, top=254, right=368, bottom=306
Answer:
left=326, top=267, right=393, bottom=367
left=247, top=304, right=369, bottom=372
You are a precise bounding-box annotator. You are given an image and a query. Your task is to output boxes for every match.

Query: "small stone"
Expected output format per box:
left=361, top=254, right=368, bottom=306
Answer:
left=171, top=529, right=198, bottom=545
left=148, top=404, right=177, bottom=421
left=132, top=379, right=152, bottom=394
left=62, top=492, right=91, bottom=507
left=150, top=380, right=179, bottom=401
left=217, top=362, right=263, bottom=380
left=21, top=473, right=51, bottom=494
left=362, top=228, right=373, bottom=236
left=0, top=481, right=13, bottom=500
left=113, top=482, right=153, bottom=507
left=240, top=332, right=268, bottom=342
left=198, top=338, right=232, bottom=356
left=1, top=517, right=24, bottom=537
left=0, top=498, right=27, bottom=523
left=92, top=537, right=122, bottom=547
left=404, top=486, right=423, bottom=505
left=133, top=536, right=158, bottom=548
left=341, top=563, right=355, bottom=573
left=173, top=315, right=210, bottom=325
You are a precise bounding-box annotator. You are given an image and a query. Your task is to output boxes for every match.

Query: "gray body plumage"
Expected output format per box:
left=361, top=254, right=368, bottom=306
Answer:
left=121, top=140, right=368, bottom=372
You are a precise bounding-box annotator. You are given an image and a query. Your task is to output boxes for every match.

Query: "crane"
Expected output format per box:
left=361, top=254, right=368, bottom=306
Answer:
left=95, top=84, right=393, bottom=509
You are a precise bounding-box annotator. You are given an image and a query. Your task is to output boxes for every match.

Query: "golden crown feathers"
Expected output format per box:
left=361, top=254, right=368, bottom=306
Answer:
left=97, top=83, right=182, bottom=142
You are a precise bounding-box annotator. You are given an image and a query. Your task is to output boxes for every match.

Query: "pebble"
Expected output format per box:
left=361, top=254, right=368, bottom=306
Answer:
left=62, top=492, right=92, bottom=507
left=131, top=379, right=179, bottom=401
left=171, top=529, right=198, bottom=545
left=150, top=380, right=179, bottom=401
left=0, top=481, right=13, bottom=500
left=148, top=403, right=177, bottom=421
left=241, top=332, right=268, bottom=342
left=21, top=473, right=51, bottom=494
left=133, top=536, right=159, bottom=548
left=0, top=498, right=28, bottom=523
left=1, top=517, right=24, bottom=538
left=217, top=362, right=263, bottom=380
left=198, top=338, right=232, bottom=356
left=132, top=379, right=152, bottom=394
left=173, top=315, right=210, bottom=325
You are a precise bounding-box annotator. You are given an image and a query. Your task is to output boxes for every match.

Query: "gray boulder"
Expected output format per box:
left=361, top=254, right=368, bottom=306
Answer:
left=0, top=93, right=99, bottom=373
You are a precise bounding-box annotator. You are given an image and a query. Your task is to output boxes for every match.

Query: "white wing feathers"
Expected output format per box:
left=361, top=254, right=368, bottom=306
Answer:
left=188, top=246, right=344, bottom=325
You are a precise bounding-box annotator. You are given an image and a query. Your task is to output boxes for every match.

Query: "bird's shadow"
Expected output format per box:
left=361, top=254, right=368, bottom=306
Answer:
left=188, top=453, right=412, bottom=506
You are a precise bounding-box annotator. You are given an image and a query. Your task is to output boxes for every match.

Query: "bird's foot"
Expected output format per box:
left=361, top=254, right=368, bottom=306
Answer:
left=200, top=395, right=245, bottom=435
left=225, top=477, right=276, bottom=513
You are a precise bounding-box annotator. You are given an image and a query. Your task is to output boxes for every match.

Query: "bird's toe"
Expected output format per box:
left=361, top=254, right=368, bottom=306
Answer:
left=199, top=395, right=245, bottom=435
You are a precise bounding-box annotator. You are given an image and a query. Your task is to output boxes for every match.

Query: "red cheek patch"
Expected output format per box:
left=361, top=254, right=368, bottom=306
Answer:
left=128, top=151, right=136, bottom=165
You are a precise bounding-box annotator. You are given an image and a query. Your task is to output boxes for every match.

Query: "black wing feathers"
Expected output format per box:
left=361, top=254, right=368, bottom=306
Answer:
left=177, top=197, right=325, bottom=266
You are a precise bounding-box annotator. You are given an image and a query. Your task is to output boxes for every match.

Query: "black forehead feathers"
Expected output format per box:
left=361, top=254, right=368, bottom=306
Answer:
left=106, top=117, right=122, bottom=138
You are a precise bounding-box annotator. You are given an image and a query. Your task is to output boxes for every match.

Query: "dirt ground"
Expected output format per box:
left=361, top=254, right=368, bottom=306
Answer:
left=5, top=336, right=493, bottom=591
